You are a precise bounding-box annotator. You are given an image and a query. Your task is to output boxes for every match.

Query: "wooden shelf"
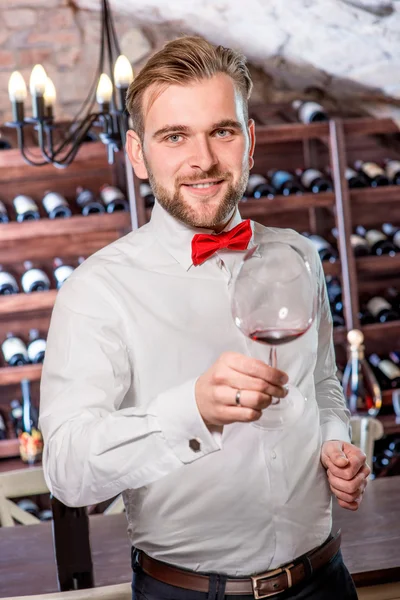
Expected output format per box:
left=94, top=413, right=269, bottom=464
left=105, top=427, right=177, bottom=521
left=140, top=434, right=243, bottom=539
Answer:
left=0, top=211, right=131, bottom=243
left=356, top=253, right=400, bottom=276
left=378, top=414, right=400, bottom=435
left=0, top=290, right=57, bottom=318
left=351, top=185, right=400, bottom=206
left=0, top=438, right=19, bottom=460
left=0, top=364, right=42, bottom=386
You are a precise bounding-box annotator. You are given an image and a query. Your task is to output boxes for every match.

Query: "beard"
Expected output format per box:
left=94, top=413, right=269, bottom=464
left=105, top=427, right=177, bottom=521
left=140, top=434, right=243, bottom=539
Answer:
left=144, top=156, right=249, bottom=229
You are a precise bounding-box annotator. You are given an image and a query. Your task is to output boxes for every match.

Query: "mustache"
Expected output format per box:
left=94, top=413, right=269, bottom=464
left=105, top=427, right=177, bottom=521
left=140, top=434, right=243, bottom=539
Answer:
left=176, top=169, right=232, bottom=186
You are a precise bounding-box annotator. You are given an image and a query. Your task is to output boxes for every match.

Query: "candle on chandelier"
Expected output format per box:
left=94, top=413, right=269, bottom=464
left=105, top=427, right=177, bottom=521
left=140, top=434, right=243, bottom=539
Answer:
left=44, top=77, right=57, bottom=119
left=114, top=55, right=134, bottom=110
left=96, top=73, right=113, bottom=113
left=29, top=64, right=47, bottom=119
left=8, top=71, right=27, bottom=122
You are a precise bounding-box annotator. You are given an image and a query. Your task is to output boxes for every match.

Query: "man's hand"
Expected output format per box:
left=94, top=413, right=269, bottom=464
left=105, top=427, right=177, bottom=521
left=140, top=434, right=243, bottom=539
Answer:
left=195, top=351, right=289, bottom=427
left=321, top=440, right=371, bottom=511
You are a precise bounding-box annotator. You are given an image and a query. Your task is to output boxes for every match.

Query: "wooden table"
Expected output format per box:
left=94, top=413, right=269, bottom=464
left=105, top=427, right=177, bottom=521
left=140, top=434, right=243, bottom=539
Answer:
left=0, top=477, right=399, bottom=598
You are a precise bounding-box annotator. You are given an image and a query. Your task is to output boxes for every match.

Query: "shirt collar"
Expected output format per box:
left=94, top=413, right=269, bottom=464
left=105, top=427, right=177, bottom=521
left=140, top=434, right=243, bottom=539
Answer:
left=148, top=200, right=258, bottom=271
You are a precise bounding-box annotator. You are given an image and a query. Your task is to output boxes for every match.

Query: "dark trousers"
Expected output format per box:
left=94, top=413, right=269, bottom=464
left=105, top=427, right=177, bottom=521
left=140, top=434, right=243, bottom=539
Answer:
left=131, top=550, right=358, bottom=600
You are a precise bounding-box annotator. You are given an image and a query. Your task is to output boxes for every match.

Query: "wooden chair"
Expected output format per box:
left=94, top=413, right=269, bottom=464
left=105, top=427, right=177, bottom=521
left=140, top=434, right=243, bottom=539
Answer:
left=2, top=582, right=132, bottom=600
left=0, top=466, right=48, bottom=527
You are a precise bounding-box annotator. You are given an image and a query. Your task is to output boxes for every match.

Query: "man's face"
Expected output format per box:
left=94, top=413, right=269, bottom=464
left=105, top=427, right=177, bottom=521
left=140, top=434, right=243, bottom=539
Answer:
left=127, top=73, right=255, bottom=230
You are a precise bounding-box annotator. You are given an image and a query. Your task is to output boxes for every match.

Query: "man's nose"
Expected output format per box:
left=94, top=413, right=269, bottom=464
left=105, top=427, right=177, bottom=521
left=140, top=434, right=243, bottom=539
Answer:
left=188, top=138, right=218, bottom=173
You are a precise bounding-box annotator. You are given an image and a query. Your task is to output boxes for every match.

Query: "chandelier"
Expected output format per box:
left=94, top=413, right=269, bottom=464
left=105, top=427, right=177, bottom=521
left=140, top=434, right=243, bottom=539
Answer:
left=6, top=0, right=133, bottom=169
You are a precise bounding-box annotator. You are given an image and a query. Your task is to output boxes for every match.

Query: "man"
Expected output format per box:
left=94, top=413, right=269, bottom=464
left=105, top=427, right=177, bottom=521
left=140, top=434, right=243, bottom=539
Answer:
left=40, top=36, right=369, bottom=600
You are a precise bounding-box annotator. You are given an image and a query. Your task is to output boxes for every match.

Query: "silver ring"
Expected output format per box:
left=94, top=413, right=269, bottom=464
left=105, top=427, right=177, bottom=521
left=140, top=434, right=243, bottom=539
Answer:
left=235, top=390, right=241, bottom=406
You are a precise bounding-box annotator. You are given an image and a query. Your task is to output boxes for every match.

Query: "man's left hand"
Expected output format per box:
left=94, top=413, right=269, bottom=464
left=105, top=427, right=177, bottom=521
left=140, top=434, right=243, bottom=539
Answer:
left=321, top=440, right=371, bottom=511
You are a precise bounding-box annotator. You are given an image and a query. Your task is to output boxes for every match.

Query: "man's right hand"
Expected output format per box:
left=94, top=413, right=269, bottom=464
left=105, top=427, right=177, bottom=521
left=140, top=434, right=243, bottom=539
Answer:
left=195, top=351, right=289, bottom=427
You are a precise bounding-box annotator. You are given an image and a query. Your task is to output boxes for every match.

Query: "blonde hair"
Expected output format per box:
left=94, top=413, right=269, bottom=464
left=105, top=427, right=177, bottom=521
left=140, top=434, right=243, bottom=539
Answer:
left=126, top=35, right=253, bottom=140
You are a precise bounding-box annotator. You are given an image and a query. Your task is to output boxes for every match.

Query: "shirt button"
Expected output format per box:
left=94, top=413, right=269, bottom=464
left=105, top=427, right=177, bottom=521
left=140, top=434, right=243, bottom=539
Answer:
left=189, top=438, right=201, bottom=453
left=271, top=451, right=277, bottom=459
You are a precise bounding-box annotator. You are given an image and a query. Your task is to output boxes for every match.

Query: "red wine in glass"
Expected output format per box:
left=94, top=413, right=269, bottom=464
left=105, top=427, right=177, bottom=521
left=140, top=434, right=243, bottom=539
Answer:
left=250, top=328, right=309, bottom=346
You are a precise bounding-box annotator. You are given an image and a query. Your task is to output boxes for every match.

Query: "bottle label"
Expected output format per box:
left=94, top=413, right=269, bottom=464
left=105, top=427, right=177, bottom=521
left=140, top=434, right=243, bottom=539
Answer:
left=27, top=339, right=46, bottom=362
left=54, top=265, right=74, bottom=285
left=100, top=186, right=125, bottom=205
left=21, top=268, right=50, bottom=293
left=379, top=360, right=400, bottom=380
left=365, top=230, right=386, bottom=247
left=246, top=174, right=267, bottom=194
left=13, top=195, right=38, bottom=215
left=345, top=167, right=357, bottom=180
left=367, top=296, right=391, bottom=317
left=350, top=234, right=368, bottom=249
left=0, top=200, right=7, bottom=214
left=42, top=192, right=68, bottom=213
left=362, top=162, right=384, bottom=178
left=0, top=271, right=18, bottom=290
left=19, top=428, right=43, bottom=464
left=298, top=102, right=325, bottom=124
left=76, top=190, right=94, bottom=206
left=2, top=337, right=28, bottom=362
left=309, top=235, right=330, bottom=252
left=271, top=171, right=292, bottom=189
left=301, top=169, right=323, bottom=188
left=386, top=160, right=400, bottom=181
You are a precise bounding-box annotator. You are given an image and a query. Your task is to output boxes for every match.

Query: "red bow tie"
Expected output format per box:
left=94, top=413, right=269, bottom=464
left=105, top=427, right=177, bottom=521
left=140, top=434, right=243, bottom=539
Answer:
left=191, top=219, right=252, bottom=266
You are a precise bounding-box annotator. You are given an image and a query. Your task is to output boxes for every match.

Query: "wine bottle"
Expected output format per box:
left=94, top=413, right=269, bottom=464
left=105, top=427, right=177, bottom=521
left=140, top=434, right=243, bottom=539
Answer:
left=369, top=353, right=400, bottom=389
left=99, top=184, right=129, bottom=213
left=13, top=195, right=40, bottom=222
left=9, top=399, right=23, bottom=436
left=325, top=275, right=342, bottom=308
left=27, top=329, right=46, bottom=364
left=366, top=296, right=400, bottom=323
left=53, top=257, right=74, bottom=289
left=298, top=168, right=333, bottom=193
left=0, top=265, right=19, bottom=295
left=355, top=226, right=396, bottom=257
left=385, top=286, right=400, bottom=311
left=331, top=310, right=345, bottom=328
left=246, top=174, right=276, bottom=199
left=21, top=261, right=51, bottom=293
left=0, top=199, right=10, bottom=223
left=42, top=192, right=72, bottom=219
left=354, top=161, right=389, bottom=187
left=385, top=159, right=400, bottom=185
left=76, top=187, right=105, bottom=216
left=331, top=227, right=370, bottom=257
left=51, top=496, right=94, bottom=591
left=17, top=499, right=39, bottom=517
left=0, top=137, right=12, bottom=150
left=358, top=308, right=375, bottom=326
left=303, top=233, right=338, bottom=262
left=1, top=333, right=29, bottom=366
left=19, top=378, right=43, bottom=465
left=342, top=329, right=382, bottom=417
left=382, top=223, right=400, bottom=250
left=292, top=100, right=328, bottom=123
left=38, top=509, right=53, bottom=521
left=139, top=182, right=157, bottom=208
left=0, top=412, right=6, bottom=441
left=268, top=170, right=304, bottom=196
left=344, top=167, right=368, bottom=189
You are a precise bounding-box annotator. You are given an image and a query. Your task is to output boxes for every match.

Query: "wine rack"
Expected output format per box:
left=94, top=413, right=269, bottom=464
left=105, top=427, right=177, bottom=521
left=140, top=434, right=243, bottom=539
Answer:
left=0, top=141, right=135, bottom=464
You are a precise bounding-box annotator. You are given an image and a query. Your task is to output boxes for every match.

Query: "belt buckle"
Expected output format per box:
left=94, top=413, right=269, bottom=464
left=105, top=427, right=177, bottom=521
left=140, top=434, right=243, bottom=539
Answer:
left=251, top=564, right=293, bottom=599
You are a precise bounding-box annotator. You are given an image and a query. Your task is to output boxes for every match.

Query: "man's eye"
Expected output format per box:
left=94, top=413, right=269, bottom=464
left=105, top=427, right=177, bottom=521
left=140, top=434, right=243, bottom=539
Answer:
left=216, top=129, right=231, bottom=138
left=167, top=134, right=182, bottom=143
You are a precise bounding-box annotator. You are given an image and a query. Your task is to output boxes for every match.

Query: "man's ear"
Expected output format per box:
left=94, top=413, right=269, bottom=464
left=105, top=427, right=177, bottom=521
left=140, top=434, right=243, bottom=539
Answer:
left=125, top=130, right=148, bottom=179
left=248, top=118, right=255, bottom=171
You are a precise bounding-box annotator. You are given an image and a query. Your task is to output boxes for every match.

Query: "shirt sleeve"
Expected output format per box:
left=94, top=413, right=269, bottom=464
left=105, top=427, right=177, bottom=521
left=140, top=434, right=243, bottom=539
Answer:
left=39, top=271, right=221, bottom=508
left=313, top=253, right=352, bottom=444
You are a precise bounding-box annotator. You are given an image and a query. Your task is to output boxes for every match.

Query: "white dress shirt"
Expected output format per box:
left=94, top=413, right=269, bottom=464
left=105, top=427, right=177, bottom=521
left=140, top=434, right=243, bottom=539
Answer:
left=40, top=200, right=351, bottom=576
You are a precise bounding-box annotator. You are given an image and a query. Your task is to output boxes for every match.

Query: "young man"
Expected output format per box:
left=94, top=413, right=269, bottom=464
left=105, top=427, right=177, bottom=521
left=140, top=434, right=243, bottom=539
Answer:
left=40, top=36, right=369, bottom=600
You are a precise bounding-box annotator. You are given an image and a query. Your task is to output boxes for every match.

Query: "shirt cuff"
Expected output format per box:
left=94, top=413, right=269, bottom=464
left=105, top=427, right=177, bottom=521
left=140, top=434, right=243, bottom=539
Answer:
left=150, top=377, right=222, bottom=464
left=320, top=421, right=351, bottom=445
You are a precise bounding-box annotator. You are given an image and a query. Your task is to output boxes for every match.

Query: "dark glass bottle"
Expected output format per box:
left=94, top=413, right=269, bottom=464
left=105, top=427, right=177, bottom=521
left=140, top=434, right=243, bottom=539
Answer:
left=325, top=275, right=342, bottom=307
left=21, top=261, right=51, bottom=293
left=385, top=159, right=400, bottom=185
left=344, top=167, right=368, bottom=189
left=42, top=192, right=72, bottom=219
left=246, top=174, right=276, bottom=199
left=139, top=182, right=156, bottom=208
left=13, top=195, right=40, bottom=222
left=0, top=265, right=19, bottom=295
left=331, top=226, right=370, bottom=257
left=51, top=496, right=94, bottom=591
left=354, top=161, right=389, bottom=187
left=358, top=308, right=375, bottom=326
left=99, top=185, right=129, bottom=213
left=366, top=296, right=400, bottom=323
left=342, top=329, right=382, bottom=417
left=382, top=223, right=400, bottom=250
left=268, top=170, right=304, bottom=196
left=299, top=168, right=333, bottom=193
left=0, top=412, right=6, bottom=440
left=331, top=310, right=345, bottom=328
left=75, top=187, right=105, bottom=216
left=369, top=353, right=400, bottom=390
left=292, top=100, right=328, bottom=123
left=53, top=257, right=74, bottom=289
left=19, top=378, right=43, bottom=465
left=9, top=399, right=23, bottom=436
left=385, top=286, right=400, bottom=311
left=355, top=226, right=396, bottom=257
left=1, top=333, right=29, bottom=366
left=0, top=200, right=10, bottom=223
left=27, top=329, right=46, bottom=364
left=303, top=233, right=338, bottom=262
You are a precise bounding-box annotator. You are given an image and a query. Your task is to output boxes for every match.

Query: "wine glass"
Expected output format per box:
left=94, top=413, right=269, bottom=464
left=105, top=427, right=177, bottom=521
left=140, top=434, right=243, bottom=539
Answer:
left=231, top=241, right=317, bottom=430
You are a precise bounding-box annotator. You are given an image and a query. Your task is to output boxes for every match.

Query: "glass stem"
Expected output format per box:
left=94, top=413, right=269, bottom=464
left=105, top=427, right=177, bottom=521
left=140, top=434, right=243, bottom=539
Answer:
left=269, top=346, right=280, bottom=405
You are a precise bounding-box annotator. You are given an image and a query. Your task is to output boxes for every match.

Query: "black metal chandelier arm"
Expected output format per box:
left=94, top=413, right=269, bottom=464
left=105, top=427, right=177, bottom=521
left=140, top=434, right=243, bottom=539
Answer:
left=48, top=112, right=101, bottom=158
left=17, top=126, right=49, bottom=168
left=48, top=114, right=102, bottom=168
